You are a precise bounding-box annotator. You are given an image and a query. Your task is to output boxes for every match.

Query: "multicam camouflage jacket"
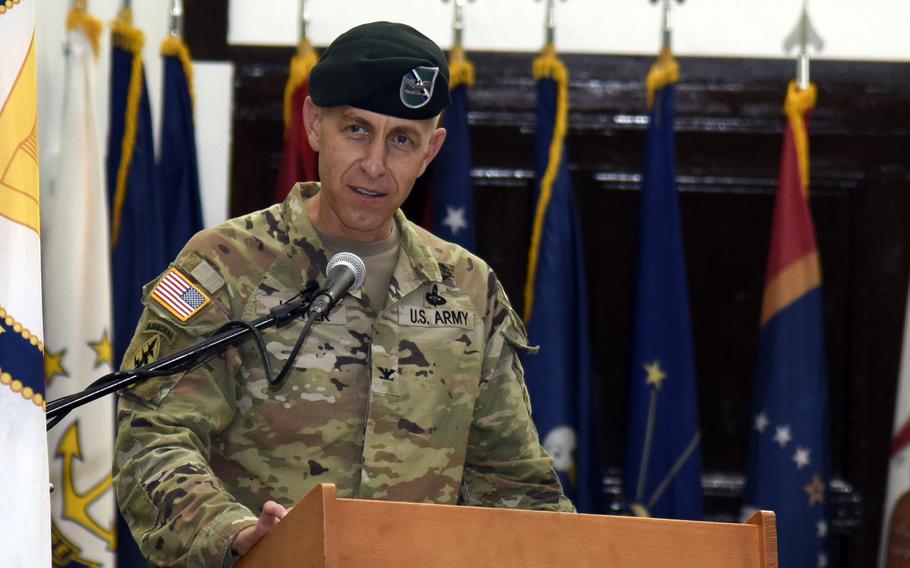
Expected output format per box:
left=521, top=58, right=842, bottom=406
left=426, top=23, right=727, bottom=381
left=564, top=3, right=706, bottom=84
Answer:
left=113, top=183, right=575, bottom=567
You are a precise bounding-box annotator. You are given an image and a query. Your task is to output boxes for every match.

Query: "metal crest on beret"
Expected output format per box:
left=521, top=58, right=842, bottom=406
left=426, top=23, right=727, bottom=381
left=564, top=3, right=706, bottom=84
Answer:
left=399, top=66, right=439, bottom=109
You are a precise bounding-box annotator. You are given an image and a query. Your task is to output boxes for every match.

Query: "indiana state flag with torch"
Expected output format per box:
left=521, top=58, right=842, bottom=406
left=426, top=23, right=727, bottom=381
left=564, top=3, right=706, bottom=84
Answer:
left=624, top=49, right=704, bottom=520
left=743, top=82, right=831, bottom=568
left=0, top=1, right=52, bottom=565
left=521, top=45, right=602, bottom=513
left=428, top=45, right=476, bottom=251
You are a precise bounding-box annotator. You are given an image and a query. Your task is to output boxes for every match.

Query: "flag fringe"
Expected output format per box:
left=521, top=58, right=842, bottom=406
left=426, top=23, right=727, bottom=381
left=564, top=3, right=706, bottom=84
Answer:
left=524, top=44, right=569, bottom=323
left=283, top=39, right=318, bottom=135
left=784, top=81, right=817, bottom=197
left=449, top=45, right=475, bottom=89
left=646, top=49, right=679, bottom=109
left=161, top=35, right=195, bottom=104
left=110, top=12, right=146, bottom=248
left=66, top=8, right=102, bottom=58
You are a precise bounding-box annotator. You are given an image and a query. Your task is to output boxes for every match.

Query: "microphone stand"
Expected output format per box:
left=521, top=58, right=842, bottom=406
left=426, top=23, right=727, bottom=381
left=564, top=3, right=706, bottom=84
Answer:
left=46, top=282, right=320, bottom=429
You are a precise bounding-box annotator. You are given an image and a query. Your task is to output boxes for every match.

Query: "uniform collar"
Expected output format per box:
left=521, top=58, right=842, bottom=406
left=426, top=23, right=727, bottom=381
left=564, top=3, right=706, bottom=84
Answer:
left=284, top=182, right=443, bottom=297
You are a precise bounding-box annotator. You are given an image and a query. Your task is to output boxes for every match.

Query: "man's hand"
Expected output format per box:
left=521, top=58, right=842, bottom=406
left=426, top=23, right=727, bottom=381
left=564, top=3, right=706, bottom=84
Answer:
left=231, top=500, right=289, bottom=557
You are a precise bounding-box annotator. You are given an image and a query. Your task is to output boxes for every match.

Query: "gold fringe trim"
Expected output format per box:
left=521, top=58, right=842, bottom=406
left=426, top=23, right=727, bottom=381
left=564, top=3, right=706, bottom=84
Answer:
left=161, top=35, right=195, bottom=103
left=110, top=12, right=146, bottom=248
left=784, top=81, right=817, bottom=197
left=283, top=39, right=318, bottom=135
left=448, top=45, right=475, bottom=89
left=646, top=48, right=679, bottom=109
left=66, top=8, right=102, bottom=58
left=523, top=44, right=570, bottom=323
left=0, top=0, right=25, bottom=18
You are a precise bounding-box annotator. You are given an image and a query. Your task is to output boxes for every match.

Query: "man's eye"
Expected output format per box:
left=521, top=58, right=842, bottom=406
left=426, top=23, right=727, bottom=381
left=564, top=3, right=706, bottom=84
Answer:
left=347, top=125, right=364, bottom=135
left=392, top=135, right=411, bottom=146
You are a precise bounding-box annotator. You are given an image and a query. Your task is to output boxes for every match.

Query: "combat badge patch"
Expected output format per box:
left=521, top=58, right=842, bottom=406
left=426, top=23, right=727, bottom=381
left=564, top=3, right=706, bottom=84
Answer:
left=132, top=334, right=161, bottom=368
left=399, top=66, right=438, bottom=109
left=150, top=268, right=211, bottom=322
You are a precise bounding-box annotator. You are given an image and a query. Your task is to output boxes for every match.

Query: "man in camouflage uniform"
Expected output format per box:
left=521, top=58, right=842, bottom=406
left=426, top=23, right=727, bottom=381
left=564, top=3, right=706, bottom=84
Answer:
left=114, top=21, right=574, bottom=567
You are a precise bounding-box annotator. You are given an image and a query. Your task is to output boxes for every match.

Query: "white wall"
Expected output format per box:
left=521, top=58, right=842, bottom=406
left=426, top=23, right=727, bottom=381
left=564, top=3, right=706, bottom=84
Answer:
left=229, top=0, right=910, bottom=62
left=35, top=1, right=231, bottom=229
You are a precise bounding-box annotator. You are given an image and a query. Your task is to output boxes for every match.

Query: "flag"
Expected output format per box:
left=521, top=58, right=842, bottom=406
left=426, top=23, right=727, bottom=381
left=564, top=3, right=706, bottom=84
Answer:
left=521, top=45, right=601, bottom=513
left=427, top=45, right=476, bottom=251
left=0, top=1, right=52, bottom=565
left=40, top=8, right=116, bottom=566
left=623, top=50, right=704, bottom=521
left=743, top=82, right=830, bottom=567
left=882, top=283, right=910, bottom=567
left=275, top=40, right=319, bottom=202
left=107, top=11, right=161, bottom=567
left=158, top=35, right=204, bottom=261
left=106, top=10, right=164, bottom=367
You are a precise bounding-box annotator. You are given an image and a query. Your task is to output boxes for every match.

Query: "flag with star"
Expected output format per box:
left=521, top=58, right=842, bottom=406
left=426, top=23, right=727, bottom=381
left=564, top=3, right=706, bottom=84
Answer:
left=521, top=44, right=602, bottom=513
left=107, top=9, right=166, bottom=367
left=40, top=8, right=117, bottom=566
left=0, top=1, right=53, bottom=564
left=743, top=81, right=831, bottom=568
left=427, top=45, right=476, bottom=251
left=275, top=39, right=319, bottom=202
left=158, top=34, right=204, bottom=261
left=623, top=49, right=704, bottom=520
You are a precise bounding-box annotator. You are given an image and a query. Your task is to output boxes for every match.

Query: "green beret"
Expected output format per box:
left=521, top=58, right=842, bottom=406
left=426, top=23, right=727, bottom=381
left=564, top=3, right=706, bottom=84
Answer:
left=310, top=21, right=450, bottom=120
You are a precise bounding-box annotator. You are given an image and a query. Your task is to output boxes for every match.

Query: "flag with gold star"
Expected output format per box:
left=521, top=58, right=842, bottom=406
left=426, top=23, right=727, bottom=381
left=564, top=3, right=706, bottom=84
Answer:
left=743, top=81, right=831, bottom=568
left=0, top=1, right=52, bottom=565
left=623, top=49, right=704, bottom=520
left=40, top=7, right=117, bottom=566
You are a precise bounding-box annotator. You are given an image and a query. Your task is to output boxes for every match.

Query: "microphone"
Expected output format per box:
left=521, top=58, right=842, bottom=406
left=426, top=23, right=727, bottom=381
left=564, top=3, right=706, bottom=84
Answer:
left=309, top=252, right=366, bottom=317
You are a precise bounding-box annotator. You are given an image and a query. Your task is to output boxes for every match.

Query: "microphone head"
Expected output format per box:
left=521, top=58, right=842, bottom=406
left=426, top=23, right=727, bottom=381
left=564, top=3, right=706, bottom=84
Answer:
left=326, top=252, right=366, bottom=291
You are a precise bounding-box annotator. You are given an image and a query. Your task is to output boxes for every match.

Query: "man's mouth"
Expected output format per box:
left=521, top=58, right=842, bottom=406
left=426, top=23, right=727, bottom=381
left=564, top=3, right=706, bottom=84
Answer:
left=350, top=186, right=384, bottom=198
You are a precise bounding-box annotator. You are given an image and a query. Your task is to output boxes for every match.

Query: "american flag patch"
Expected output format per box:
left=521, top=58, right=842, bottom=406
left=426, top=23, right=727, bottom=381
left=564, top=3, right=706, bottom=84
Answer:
left=150, top=268, right=211, bottom=322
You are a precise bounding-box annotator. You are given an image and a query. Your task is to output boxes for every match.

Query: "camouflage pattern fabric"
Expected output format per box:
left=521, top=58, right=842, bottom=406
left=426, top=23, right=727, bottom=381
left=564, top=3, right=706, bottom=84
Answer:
left=113, top=183, right=575, bottom=567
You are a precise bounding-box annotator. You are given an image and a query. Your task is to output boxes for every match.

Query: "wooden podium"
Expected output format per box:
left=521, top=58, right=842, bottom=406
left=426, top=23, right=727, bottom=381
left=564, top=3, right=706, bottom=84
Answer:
left=237, top=484, right=777, bottom=568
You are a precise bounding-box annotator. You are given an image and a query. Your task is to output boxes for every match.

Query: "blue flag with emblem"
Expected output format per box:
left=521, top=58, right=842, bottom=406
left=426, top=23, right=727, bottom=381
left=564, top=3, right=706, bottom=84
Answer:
left=521, top=45, right=602, bottom=513
left=106, top=11, right=165, bottom=367
left=743, top=81, right=830, bottom=568
left=158, top=35, right=203, bottom=261
left=623, top=50, right=704, bottom=520
left=428, top=46, right=475, bottom=251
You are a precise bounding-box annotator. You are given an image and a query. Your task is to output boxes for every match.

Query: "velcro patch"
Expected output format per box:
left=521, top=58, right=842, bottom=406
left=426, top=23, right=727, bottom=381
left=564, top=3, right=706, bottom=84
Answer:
left=190, top=260, right=225, bottom=294
left=398, top=305, right=473, bottom=329
left=150, top=268, right=211, bottom=322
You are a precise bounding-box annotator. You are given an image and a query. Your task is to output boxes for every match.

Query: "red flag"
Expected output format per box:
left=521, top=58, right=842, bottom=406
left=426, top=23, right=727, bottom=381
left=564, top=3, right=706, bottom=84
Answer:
left=275, top=41, right=318, bottom=202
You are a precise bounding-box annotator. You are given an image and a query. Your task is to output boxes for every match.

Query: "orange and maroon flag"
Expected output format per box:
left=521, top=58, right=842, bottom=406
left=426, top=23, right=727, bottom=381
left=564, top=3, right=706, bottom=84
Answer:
left=275, top=40, right=319, bottom=202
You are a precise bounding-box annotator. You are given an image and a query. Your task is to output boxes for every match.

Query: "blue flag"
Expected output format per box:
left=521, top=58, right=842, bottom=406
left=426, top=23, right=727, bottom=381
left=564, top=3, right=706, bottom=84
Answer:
left=521, top=47, right=601, bottom=513
left=158, top=37, right=203, bottom=261
left=106, top=15, right=165, bottom=367
left=428, top=47, right=475, bottom=251
left=623, top=51, right=704, bottom=520
left=744, top=82, right=830, bottom=568
left=107, top=13, right=162, bottom=568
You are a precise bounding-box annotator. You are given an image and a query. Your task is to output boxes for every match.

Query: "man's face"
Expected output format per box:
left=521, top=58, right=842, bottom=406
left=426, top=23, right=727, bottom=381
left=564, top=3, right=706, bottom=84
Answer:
left=303, top=99, right=446, bottom=242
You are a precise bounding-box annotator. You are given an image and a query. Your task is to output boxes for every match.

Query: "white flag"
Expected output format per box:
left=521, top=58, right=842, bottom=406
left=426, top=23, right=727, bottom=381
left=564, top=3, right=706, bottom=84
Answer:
left=0, top=1, right=52, bottom=566
left=881, top=281, right=910, bottom=568
left=41, top=9, right=117, bottom=567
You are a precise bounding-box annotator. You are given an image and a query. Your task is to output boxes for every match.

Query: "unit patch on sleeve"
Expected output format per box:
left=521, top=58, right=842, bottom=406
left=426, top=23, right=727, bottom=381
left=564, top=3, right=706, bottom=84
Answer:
left=150, top=268, right=211, bottom=322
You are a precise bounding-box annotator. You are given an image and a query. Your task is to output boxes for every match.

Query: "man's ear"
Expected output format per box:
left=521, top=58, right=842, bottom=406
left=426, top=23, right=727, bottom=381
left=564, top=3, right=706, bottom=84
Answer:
left=416, top=127, right=447, bottom=178
left=302, top=96, right=323, bottom=152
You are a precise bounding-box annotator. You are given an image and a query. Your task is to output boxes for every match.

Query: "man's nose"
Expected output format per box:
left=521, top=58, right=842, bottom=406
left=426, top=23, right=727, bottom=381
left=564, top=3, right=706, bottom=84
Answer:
left=360, top=138, right=387, bottom=179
